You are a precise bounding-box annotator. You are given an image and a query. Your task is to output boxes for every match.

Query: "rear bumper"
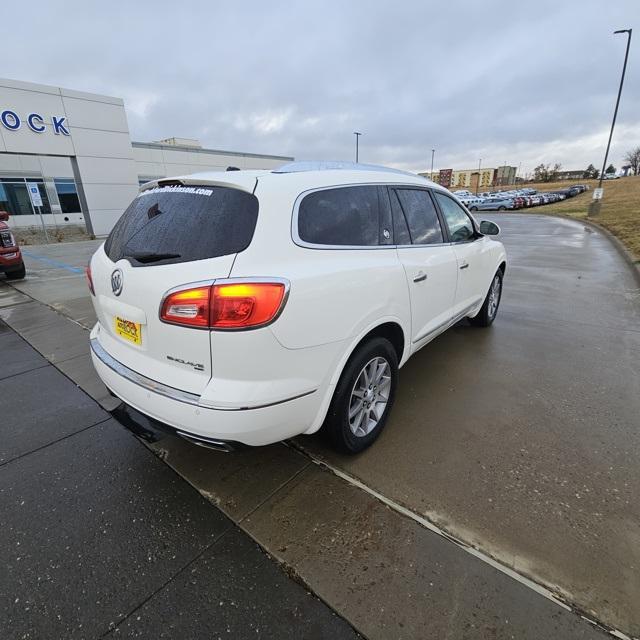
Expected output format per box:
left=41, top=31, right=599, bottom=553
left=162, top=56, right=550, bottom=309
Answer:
left=0, top=248, right=23, bottom=271
left=90, top=337, right=321, bottom=447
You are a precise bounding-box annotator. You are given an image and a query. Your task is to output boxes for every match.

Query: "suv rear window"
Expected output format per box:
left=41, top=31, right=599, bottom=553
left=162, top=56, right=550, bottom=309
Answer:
left=298, top=186, right=381, bottom=246
left=104, top=185, right=259, bottom=266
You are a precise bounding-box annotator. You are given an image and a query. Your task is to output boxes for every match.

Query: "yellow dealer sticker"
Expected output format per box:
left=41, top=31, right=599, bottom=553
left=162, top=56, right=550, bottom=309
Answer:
left=114, top=316, right=142, bottom=346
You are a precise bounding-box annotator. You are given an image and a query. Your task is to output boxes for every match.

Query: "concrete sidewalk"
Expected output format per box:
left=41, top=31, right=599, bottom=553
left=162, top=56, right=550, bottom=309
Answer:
left=0, top=318, right=357, bottom=639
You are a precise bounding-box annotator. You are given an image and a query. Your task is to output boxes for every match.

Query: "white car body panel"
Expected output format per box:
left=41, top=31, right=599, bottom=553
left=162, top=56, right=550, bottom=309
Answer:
left=91, top=245, right=236, bottom=394
left=89, top=165, right=506, bottom=447
left=395, top=244, right=457, bottom=347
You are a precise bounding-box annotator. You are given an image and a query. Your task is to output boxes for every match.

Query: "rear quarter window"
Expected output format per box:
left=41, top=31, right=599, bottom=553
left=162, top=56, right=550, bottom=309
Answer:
left=104, top=185, right=259, bottom=266
left=297, top=186, right=381, bottom=246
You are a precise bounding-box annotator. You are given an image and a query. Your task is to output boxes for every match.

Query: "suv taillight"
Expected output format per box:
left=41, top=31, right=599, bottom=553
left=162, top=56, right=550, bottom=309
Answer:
left=0, top=230, right=15, bottom=247
left=160, top=286, right=211, bottom=328
left=160, top=281, right=287, bottom=330
left=86, top=263, right=95, bottom=296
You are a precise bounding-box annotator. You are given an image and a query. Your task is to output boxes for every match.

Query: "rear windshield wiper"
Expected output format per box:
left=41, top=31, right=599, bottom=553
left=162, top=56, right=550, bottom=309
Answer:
left=126, top=251, right=181, bottom=263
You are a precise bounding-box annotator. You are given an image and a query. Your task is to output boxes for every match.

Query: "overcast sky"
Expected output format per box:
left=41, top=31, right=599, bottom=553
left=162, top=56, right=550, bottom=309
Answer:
left=5, top=0, right=638, bottom=175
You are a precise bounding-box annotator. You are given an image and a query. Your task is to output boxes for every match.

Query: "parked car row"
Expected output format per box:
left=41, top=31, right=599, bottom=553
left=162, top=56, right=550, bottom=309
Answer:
left=452, top=184, right=588, bottom=212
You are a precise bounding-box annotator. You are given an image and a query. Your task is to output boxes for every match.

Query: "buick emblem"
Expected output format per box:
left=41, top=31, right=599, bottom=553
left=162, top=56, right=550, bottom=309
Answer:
left=111, top=269, right=123, bottom=296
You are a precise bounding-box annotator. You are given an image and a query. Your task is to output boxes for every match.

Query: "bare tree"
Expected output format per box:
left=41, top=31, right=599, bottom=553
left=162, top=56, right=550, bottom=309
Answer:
left=533, top=164, right=549, bottom=182
left=624, top=147, right=640, bottom=175
left=533, top=163, right=561, bottom=182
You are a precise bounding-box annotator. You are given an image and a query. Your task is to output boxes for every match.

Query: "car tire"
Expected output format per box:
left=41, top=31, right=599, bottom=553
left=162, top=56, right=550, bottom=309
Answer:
left=5, top=262, right=26, bottom=280
left=498, top=206, right=506, bottom=211
left=468, top=269, right=503, bottom=327
left=470, top=206, right=478, bottom=211
left=323, top=337, right=398, bottom=454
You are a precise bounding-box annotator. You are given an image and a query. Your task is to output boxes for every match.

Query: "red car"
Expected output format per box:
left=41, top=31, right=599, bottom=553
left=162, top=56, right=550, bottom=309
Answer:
left=0, top=211, right=25, bottom=280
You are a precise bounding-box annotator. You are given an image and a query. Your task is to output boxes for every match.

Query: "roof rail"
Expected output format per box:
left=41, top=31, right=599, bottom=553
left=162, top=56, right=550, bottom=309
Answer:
left=272, top=161, right=419, bottom=177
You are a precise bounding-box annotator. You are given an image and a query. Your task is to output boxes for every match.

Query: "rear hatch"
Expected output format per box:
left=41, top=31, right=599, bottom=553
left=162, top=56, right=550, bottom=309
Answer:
left=90, top=183, right=259, bottom=395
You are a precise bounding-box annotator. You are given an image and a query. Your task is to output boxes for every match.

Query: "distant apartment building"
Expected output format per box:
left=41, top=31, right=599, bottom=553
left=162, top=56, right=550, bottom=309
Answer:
left=420, top=165, right=517, bottom=190
left=556, top=170, right=586, bottom=181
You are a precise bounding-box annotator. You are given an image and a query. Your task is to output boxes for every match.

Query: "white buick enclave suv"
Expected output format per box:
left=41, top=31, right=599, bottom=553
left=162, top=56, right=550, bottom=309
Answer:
left=88, top=162, right=506, bottom=453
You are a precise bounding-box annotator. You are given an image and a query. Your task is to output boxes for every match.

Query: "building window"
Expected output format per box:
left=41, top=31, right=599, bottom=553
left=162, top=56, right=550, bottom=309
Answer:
left=54, top=178, right=82, bottom=213
left=0, top=178, right=51, bottom=216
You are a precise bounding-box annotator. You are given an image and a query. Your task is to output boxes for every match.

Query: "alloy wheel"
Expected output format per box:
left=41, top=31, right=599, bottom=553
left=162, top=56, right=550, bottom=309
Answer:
left=348, top=357, right=391, bottom=437
left=488, top=274, right=502, bottom=319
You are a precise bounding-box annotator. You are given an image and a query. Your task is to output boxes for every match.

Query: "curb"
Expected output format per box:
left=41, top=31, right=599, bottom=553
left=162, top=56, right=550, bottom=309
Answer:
left=579, top=217, right=640, bottom=286
left=503, top=209, right=640, bottom=287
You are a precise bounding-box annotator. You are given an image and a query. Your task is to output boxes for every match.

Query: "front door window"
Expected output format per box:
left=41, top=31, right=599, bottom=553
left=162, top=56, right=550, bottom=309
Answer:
left=433, top=192, right=475, bottom=243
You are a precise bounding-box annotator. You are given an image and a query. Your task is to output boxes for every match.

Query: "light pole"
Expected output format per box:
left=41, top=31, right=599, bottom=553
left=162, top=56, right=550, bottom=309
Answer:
left=431, top=149, right=435, bottom=179
left=476, top=158, right=481, bottom=195
left=353, top=132, right=363, bottom=163
left=590, top=28, right=632, bottom=216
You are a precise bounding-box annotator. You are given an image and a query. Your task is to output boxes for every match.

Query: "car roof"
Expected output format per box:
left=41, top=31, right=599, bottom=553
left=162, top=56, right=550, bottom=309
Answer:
left=140, top=162, right=440, bottom=195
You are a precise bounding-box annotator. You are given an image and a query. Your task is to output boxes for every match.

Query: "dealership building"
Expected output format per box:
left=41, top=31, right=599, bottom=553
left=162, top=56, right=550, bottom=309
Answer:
left=0, top=78, right=293, bottom=236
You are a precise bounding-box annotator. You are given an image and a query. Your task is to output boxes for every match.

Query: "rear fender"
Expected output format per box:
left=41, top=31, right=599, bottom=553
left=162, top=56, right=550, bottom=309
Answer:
left=302, top=314, right=408, bottom=435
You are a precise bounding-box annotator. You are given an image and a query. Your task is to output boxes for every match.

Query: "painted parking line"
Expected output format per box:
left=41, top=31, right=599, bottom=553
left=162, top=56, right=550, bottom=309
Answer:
left=21, top=250, right=84, bottom=274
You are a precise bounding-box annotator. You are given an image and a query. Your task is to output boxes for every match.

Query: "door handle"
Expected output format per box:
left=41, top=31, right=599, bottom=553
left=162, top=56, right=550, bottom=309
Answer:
left=459, top=261, right=469, bottom=270
left=413, top=271, right=427, bottom=283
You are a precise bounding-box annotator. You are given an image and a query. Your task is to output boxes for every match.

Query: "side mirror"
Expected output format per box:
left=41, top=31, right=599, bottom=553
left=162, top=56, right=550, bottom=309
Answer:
left=0, top=210, right=9, bottom=222
left=479, top=220, right=500, bottom=235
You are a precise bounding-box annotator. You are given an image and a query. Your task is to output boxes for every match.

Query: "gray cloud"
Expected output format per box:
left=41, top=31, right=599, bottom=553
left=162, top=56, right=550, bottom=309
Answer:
left=4, top=0, right=639, bottom=174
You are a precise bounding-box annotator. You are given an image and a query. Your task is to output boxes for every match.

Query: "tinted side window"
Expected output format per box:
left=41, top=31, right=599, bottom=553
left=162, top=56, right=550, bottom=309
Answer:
left=298, top=186, right=380, bottom=246
left=395, top=189, right=443, bottom=245
left=433, top=192, right=475, bottom=243
left=105, top=185, right=259, bottom=267
left=389, top=190, right=411, bottom=245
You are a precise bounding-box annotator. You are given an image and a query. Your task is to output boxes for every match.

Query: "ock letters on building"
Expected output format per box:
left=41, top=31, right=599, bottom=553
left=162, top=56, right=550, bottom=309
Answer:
left=0, top=109, right=70, bottom=135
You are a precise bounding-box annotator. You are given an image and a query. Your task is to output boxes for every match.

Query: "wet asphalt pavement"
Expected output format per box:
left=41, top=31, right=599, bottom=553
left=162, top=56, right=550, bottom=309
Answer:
left=0, top=322, right=357, bottom=639
left=303, top=213, right=640, bottom=634
left=1, top=213, right=638, bottom=637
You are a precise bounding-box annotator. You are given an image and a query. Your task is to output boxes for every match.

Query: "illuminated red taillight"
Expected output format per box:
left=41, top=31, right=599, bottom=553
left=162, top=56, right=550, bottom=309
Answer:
left=211, top=282, right=286, bottom=328
left=159, top=281, right=287, bottom=330
left=86, top=263, right=95, bottom=296
left=160, top=286, right=212, bottom=328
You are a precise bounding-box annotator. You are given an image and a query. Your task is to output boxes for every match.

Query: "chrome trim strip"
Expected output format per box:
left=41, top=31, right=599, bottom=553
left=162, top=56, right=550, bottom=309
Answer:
left=90, top=337, right=316, bottom=411
left=213, top=388, right=317, bottom=411
left=289, top=183, right=480, bottom=251
left=412, top=302, right=480, bottom=344
left=291, top=182, right=441, bottom=251
left=90, top=338, right=202, bottom=406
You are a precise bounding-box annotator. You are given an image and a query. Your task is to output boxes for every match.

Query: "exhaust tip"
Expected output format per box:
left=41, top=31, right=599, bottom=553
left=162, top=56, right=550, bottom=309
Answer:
left=175, top=431, right=236, bottom=453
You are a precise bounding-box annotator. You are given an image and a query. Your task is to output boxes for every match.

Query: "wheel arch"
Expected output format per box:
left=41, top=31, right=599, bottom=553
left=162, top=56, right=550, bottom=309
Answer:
left=302, top=318, right=407, bottom=435
left=334, top=320, right=406, bottom=385
left=352, top=321, right=405, bottom=364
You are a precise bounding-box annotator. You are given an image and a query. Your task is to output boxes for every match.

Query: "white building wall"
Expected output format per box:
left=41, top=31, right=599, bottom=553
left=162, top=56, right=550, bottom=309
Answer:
left=0, top=78, right=139, bottom=235
left=132, top=143, right=290, bottom=183
left=0, top=77, right=293, bottom=236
